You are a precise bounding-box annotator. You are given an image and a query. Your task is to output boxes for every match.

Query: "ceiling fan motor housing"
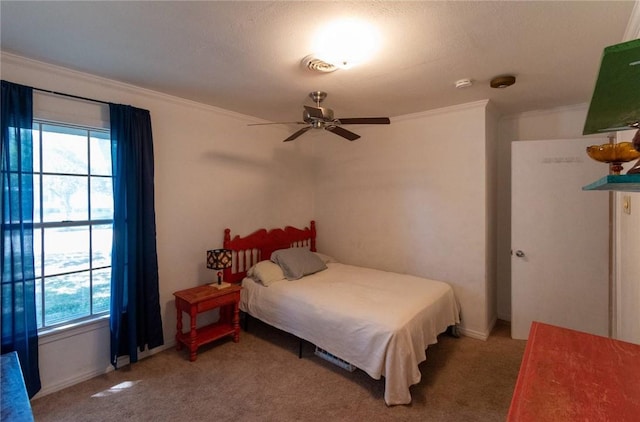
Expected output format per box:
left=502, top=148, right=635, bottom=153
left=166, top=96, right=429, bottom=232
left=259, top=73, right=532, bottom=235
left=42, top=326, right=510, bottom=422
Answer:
left=303, top=106, right=334, bottom=123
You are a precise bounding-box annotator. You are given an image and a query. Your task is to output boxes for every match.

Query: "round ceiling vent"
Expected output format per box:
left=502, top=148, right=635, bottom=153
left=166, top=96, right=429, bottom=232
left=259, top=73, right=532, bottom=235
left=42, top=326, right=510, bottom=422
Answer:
left=490, top=75, right=516, bottom=88
left=301, top=55, right=338, bottom=73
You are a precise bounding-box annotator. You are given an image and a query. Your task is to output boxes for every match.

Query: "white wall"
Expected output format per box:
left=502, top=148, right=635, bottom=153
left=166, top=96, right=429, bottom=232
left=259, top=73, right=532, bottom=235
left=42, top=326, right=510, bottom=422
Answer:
left=485, top=103, right=500, bottom=331
left=312, top=101, right=496, bottom=339
left=1, top=52, right=315, bottom=397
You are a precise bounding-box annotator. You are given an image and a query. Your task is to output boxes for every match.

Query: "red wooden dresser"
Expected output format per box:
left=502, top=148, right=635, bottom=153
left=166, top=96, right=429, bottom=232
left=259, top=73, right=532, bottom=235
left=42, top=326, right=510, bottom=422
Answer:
left=508, top=322, right=640, bottom=421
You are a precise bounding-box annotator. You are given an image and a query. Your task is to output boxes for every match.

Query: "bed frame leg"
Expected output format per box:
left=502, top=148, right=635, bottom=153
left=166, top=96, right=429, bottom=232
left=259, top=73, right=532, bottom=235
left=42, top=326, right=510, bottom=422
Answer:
left=447, top=325, right=460, bottom=338
left=241, top=311, right=250, bottom=332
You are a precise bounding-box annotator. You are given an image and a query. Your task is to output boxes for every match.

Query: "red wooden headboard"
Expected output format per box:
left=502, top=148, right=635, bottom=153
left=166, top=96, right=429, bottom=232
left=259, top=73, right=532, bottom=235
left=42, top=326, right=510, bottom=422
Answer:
left=222, top=221, right=317, bottom=283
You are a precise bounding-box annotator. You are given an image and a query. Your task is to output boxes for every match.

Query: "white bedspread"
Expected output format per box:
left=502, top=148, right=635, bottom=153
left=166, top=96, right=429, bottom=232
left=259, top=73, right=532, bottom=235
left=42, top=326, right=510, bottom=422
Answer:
left=240, top=263, right=460, bottom=405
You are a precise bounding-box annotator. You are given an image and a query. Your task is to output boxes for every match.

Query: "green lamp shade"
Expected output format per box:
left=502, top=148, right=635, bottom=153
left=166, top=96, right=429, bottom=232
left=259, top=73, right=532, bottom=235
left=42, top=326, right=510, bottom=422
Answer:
left=583, top=38, right=640, bottom=135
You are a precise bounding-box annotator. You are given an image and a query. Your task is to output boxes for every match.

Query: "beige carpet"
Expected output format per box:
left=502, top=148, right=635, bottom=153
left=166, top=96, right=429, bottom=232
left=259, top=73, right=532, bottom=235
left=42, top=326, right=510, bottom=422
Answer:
left=31, top=319, right=526, bottom=422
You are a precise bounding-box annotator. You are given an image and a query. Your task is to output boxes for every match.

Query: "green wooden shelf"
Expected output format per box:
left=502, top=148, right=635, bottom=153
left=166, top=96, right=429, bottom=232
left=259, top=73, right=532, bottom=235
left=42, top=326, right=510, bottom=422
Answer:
left=583, top=39, right=640, bottom=135
left=582, top=174, right=640, bottom=192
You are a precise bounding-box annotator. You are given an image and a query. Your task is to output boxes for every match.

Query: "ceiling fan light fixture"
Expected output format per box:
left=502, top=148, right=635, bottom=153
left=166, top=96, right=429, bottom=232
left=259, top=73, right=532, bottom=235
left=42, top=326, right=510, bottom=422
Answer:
left=490, top=75, right=516, bottom=88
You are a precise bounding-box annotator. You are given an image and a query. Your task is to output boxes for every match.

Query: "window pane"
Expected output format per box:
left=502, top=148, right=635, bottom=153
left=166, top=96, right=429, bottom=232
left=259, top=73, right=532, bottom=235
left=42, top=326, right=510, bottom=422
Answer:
left=32, top=125, right=40, bottom=172
left=35, top=279, right=43, bottom=329
left=7, top=174, right=34, bottom=224
left=90, top=133, right=111, bottom=176
left=42, top=124, right=88, bottom=175
left=42, top=174, right=88, bottom=222
left=44, top=227, right=90, bottom=276
left=92, top=268, right=110, bottom=314
left=44, top=272, right=90, bottom=326
left=33, top=177, right=41, bottom=223
left=92, top=224, right=112, bottom=268
left=34, top=228, right=42, bottom=277
left=90, top=177, right=113, bottom=220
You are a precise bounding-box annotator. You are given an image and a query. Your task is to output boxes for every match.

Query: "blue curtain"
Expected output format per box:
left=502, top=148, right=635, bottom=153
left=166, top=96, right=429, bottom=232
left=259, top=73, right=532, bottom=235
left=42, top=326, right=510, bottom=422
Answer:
left=1, top=80, right=41, bottom=398
left=109, top=104, right=164, bottom=368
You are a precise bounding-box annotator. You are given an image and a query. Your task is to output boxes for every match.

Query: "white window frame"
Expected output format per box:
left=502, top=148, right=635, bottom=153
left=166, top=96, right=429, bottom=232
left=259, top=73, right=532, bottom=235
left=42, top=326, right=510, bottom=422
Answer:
left=32, top=119, right=113, bottom=333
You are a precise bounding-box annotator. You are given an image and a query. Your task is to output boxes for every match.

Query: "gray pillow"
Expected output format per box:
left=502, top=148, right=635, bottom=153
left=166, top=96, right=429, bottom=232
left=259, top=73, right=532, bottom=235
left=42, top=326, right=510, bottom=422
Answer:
left=270, top=248, right=327, bottom=280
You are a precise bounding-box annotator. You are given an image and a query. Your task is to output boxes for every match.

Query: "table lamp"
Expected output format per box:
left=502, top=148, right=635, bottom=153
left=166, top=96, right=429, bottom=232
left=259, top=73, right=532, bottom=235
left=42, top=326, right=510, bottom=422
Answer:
left=207, top=249, right=232, bottom=288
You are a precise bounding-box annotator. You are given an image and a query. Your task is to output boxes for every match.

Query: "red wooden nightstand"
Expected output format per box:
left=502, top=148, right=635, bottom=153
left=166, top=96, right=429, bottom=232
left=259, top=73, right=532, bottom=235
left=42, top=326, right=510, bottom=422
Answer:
left=173, top=284, right=241, bottom=361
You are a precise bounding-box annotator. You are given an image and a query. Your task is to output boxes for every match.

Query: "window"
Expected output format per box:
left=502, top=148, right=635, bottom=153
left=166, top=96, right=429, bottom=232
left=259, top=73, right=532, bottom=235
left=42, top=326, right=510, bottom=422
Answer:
left=32, top=121, right=113, bottom=331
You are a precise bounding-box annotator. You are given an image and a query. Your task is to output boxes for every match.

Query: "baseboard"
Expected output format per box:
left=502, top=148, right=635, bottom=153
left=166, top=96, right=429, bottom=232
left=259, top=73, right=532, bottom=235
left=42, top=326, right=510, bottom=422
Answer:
left=457, top=317, right=497, bottom=341
left=33, top=340, right=176, bottom=399
left=458, top=327, right=489, bottom=341
left=34, top=365, right=116, bottom=399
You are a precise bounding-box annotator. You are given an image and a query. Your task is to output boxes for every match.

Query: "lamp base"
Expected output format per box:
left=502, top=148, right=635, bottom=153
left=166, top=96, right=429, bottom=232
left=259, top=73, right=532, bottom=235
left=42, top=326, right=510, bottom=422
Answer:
left=210, top=281, right=231, bottom=289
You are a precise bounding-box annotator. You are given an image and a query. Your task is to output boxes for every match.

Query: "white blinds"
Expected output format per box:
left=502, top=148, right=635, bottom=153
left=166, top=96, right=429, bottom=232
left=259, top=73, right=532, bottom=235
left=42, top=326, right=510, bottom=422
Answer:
left=33, top=91, right=109, bottom=129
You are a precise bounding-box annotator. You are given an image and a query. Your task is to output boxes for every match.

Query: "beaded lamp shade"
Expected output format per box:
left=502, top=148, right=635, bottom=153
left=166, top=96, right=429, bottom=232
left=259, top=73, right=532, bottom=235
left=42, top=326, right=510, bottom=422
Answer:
left=207, top=249, right=232, bottom=270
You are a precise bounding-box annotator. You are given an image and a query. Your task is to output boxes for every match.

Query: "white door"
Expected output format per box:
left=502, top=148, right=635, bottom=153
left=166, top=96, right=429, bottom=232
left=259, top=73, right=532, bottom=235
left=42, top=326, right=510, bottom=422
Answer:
left=511, top=139, right=609, bottom=340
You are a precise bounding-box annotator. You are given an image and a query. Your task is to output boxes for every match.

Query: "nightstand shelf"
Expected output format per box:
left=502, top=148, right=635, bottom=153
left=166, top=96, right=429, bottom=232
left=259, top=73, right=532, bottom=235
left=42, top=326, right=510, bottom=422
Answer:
left=174, top=284, right=241, bottom=361
left=175, top=321, right=236, bottom=350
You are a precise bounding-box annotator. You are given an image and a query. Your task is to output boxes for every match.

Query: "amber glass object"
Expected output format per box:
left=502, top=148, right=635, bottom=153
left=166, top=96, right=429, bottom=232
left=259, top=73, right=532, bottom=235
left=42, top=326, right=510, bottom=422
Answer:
left=586, top=142, right=640, bottom=175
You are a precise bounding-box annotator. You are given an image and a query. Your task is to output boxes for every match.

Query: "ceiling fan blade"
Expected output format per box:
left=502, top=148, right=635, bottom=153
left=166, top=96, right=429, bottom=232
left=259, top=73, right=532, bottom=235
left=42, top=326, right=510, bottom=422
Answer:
left=337, top=117, right=390, bottom=125
left=248, top=121, right=305, bottom=126
left=325, top=125, right=361, bottom=141
left=283, top=126, right=312, bottom=142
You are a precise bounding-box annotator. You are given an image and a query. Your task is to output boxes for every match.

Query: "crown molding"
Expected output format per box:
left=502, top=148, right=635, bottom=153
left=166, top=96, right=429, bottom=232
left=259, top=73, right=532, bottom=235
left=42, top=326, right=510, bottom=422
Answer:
left=0, top=51, right=258, bottom=123
left=500, top=103, right=589, bottom=122
left=392, top=99, right=490, bottom=123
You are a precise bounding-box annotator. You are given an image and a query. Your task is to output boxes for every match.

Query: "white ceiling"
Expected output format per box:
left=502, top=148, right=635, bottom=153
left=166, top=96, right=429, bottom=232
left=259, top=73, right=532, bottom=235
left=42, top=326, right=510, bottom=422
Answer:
left=0, top=1, right=635, bottom=123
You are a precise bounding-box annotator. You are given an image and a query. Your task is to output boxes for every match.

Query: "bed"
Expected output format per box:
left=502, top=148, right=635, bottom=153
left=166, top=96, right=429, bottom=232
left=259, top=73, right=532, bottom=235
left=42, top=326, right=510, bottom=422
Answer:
left=222, top=221, right=460, bottom=405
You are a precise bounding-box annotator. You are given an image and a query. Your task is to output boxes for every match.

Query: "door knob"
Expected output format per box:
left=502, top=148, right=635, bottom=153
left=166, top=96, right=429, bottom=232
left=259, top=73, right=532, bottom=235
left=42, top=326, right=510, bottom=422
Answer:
left=515, top=250, right=525, bottom=257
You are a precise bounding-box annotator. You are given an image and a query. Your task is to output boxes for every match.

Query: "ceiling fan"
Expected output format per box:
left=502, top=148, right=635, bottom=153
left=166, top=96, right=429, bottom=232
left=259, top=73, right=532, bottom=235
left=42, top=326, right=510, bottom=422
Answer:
left=249, top=91, right=390, bottom=142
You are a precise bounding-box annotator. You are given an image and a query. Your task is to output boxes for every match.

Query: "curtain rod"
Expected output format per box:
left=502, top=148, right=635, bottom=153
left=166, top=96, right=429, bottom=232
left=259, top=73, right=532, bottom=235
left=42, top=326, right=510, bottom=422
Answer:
left=33, top=87, right=110, bottom=106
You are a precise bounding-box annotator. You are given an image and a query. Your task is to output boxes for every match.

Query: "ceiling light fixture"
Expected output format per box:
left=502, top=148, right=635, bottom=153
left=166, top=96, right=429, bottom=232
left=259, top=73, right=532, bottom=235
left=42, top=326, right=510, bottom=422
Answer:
left=311, top=18, right=380, bottom=69
left=490, top=75, right=516, bottom=88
